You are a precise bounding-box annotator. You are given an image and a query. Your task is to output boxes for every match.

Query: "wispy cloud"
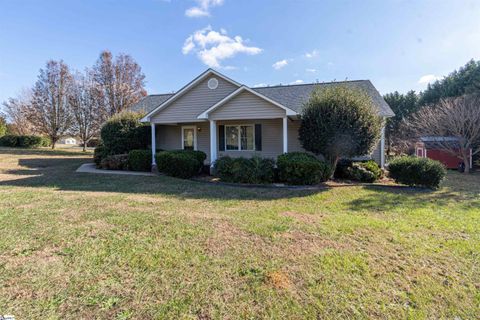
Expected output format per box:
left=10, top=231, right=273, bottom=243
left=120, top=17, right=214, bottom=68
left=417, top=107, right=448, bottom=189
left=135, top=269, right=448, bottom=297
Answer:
left=182, top=26, right=262, bottom=68
left=306, top=68, right=316, bottom=73
left=290, top=79, right=304, bottom=85
left=185, top=0, right=224, bottom=18
left=418, top=74, right=441, bottom=85
left=272, top=59, right=289, bottom=70
left=304, top=49, right=319, bottom=58
left=253, top=83, right=268, bottom=87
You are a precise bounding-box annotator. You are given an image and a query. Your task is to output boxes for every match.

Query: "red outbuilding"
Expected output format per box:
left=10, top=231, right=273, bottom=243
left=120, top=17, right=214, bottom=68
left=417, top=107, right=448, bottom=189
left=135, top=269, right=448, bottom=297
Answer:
left=415, top=136, right=472, bottom=170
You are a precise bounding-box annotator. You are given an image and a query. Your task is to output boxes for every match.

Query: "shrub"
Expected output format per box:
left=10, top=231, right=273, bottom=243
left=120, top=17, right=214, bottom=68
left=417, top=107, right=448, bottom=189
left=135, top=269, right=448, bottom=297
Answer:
left=94, top=144, right=108, bottom=167
left=100, top=154, right=129, bottom=170
left=213, top=156, right=275, bottom=184
left=155, top=150, right=205, bottom=179
left=86, top=138, right=100, bottom=148
left=39, top=136, right=51, bottom=147
left=128, top=149, right=152, bottom=172
left=100, top=112, right=150, bottom=155
left=0, top=135, right=44, bottom=148
left=388, top=156, right=446, bottom=189
left=168, top=150, right=207, bottom=165
left=277, top=152, right=330, bottom=185
left=335, top=159, right=382, bottom=183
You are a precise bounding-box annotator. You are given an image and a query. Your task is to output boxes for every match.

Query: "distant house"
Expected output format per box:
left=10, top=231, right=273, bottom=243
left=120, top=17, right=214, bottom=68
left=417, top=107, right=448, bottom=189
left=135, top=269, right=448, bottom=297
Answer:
left=130, top=69, right=394, bottom=170
left=59, top=136, right=77, bottom=145
left=415, top=136, right=472, bottom=169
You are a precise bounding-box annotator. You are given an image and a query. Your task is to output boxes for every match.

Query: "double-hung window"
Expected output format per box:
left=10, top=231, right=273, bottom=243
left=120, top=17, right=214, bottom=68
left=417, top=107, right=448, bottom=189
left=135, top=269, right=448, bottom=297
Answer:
left=225, top=125, right=254, bottom=151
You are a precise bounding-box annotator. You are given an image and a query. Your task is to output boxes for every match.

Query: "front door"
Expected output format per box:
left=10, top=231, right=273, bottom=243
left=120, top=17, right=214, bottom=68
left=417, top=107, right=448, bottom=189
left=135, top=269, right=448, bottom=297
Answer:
left=182, top=126, right=196, bottom=150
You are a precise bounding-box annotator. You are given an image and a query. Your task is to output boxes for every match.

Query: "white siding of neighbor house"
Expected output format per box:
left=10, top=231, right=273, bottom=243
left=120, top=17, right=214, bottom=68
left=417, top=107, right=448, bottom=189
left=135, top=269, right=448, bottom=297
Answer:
left=151, top=77, right=238, bottom=123
left=371, top=140, right=382, bottom=164
left=209, top=91, right=286, bottom=120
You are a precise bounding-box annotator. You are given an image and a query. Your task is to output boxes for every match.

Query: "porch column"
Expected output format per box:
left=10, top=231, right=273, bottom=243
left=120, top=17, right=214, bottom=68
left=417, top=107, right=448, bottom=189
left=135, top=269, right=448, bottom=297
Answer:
left=282, top=116, right=288, bottom=153
left=209, top=120, right=217, bottom=167
left=151, top=123, right=157, bottom=169
left=380, top=126, right=385, bottom=168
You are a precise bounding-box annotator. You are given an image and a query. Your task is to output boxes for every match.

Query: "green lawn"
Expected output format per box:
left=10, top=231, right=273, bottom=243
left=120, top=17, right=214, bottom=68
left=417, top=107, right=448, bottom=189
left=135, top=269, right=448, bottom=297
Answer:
left=0, top=147, right=479, bottom=319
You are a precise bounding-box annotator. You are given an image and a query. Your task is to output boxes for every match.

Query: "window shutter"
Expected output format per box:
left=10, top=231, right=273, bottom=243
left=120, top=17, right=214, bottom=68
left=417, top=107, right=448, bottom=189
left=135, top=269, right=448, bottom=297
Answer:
left=218, top=125, right=225, bottom=151
left=255, top=124, right=262, bottom=151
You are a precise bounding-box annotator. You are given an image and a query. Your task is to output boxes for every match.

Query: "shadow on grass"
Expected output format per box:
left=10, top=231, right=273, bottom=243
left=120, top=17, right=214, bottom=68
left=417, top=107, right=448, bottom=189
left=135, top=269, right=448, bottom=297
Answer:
left=0, top=156, right=326, bottom=201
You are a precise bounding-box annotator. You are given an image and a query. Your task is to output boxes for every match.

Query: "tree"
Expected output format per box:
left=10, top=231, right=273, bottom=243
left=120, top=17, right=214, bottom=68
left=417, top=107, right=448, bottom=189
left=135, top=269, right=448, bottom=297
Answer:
left=0, top=115, right=7, bottom=137
left=405, top=94, right=480, bottom=173
left=27, top=60, right=74, bottom=149
left=68, top=71, right=102, bottom=151
left=2, top=89, right=36, bottom=135
left=383, top=90, right=419, bottom=154
left=92, top=50, right=147, bottom=118
left=299, top=85, right=383, bottom=176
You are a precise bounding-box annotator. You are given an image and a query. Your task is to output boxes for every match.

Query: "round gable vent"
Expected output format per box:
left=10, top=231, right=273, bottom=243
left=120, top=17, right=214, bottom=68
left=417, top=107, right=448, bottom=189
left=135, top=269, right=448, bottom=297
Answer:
left=208, top=77, right=219, bottom=89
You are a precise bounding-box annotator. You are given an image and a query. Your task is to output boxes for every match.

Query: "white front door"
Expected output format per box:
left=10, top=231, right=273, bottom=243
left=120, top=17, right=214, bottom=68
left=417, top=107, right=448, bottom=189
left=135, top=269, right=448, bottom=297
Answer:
left=182, top=126, right=197, bottom=151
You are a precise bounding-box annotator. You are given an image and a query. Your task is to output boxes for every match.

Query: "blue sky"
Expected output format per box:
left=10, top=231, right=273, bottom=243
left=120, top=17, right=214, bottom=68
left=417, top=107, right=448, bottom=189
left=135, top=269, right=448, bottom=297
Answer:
left=1, top=0, right=480, bottom=104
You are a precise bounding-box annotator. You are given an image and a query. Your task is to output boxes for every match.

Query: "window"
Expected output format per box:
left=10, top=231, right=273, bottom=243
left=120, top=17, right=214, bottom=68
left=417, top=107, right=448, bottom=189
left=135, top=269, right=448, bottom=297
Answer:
left=182, top=126, right=196, bottom=150
left=225, top=125, right=254, bottom=151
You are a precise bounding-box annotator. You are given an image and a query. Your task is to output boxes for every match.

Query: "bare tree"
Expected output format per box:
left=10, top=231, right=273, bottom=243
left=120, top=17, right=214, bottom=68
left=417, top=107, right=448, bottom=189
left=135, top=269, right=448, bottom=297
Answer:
left=2, top=89, right=36, bottom=135
left=68, top=70, right=102, bottom=151
left=92, top=50, right=147, bottom=119
left=405, top=94, right=480, bottom=173
left=27, top=60, right=74, bottom=149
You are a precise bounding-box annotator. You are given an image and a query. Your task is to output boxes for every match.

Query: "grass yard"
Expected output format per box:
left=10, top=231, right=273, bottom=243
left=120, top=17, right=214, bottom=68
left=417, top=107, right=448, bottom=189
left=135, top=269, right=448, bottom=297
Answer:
left=0, top=147, right=479, bottom=319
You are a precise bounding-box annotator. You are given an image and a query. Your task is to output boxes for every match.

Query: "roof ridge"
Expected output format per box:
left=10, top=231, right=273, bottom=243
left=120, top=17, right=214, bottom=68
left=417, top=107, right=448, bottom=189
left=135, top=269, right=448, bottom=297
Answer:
left=252, top=79, right=369, bottom=89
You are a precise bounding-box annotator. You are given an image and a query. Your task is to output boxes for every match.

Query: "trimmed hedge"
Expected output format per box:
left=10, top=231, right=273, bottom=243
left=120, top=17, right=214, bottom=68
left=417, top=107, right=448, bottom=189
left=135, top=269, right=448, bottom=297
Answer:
left=155, top=150, right=206, bottom=179
left=388, top=156, right=446, bottom=189
left=277, top=152, right=330, bottom=185
left=100, top=154, right=129, bottom=170
left=94, top=144, right=108, bottom=167
left=0, top=135, right=45, bottom=148
left=335, top=159, right=383, bottom=183
left=128, top=149, right=152, bottom=172
left=213, top=156, right=275, bottom=184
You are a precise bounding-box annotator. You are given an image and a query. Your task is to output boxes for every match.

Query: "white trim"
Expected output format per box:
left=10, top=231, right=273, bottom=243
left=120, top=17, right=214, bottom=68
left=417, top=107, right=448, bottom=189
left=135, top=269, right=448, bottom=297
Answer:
left=141, top=69, right=242, bottom=122
left=151, top=123, right=156, bottom=166
left=209, top=120, right=217, bottom=167
left=197, top=86, right=298, bottom=119
left=282, top=116, right=288, bottom=153
left=380, top=126, right=385, bottom=168
left=224, top=124, right=255, bottom=151
left=181, top=125, right=197, bottom=151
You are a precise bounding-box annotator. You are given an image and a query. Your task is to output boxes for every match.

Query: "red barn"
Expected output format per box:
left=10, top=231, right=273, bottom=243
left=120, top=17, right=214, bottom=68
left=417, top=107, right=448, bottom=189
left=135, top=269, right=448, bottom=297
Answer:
left=415, top=136, right=472, bottom=170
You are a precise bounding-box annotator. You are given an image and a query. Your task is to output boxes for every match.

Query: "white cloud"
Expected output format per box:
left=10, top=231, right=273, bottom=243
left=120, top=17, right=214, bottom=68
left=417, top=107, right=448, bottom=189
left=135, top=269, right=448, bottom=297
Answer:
left=306, top=68, right=316, bottom=73
left=253, top=83, right=268, bottom=87
left=272, top=59, right=288, bottom=70
left=418, top=74, right=441, bottom=85
left=185, top=0, right=224, bottom=18
left=290, top=79, right=304, bottom=85
left=182, top=26, right=262, bottom=68
left=304, top=49, right=319, bottom=58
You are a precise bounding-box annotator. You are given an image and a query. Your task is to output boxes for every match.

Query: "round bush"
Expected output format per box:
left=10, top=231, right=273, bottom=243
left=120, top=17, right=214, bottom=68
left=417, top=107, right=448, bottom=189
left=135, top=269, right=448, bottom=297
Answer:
left=277, top=152, right=330, bottom=185
left=335, top=159, right=382, bottom=183
left=155, top=150, right=204, bottom=179
left=128, top=149, right=152, bottom=172
left=94, top=144, right=108, bottom=167
left=100, top=112, right=150, bottom=155
left=388, top=156, right=446, bottom=189
left=100, top=154, right=129, bottom=170
left=213, top=156, right=275, bottom=184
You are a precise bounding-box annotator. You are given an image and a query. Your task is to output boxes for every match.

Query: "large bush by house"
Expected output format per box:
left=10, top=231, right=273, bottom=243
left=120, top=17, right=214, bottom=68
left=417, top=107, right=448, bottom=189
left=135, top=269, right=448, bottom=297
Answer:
left=388, top=156, right=446, bottom=189
left=299, top=85, right=383, bottom=177
left=155, top=150, right=206, bottom=179
left=0, top=135, right=45, bottom=148
left=213, top=156, right=275, bottom=184
left=100, top=112, right=150, bottom=155
left=277, top=152, right=330, bottom=185
left=128, top=149, right=152, bottom=172
left=100, top=154, right=129, bottom=171
left=335, top=159, right=383, bottom=183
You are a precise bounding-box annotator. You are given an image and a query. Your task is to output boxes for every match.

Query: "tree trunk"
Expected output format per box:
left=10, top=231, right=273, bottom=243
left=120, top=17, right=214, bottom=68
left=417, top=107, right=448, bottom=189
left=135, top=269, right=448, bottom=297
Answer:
left=83, top=141, right=87, bottom=152
left=462, top=151, right=470, bottom=174
left=326, top=155, right=339, bottom=179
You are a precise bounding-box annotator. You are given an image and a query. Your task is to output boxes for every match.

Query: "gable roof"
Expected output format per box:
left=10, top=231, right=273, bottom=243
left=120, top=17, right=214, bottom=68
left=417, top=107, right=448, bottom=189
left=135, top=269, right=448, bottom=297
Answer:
left=197, top=85, right=297, bottom=119
left=132, top=70, right=395, bottom=120
left=140, top=69, right=241, bottom=122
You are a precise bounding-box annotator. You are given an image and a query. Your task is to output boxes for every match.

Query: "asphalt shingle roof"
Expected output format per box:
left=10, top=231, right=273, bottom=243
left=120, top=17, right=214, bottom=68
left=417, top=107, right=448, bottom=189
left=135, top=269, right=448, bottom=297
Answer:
left=130, top=80, right=394, bottom=117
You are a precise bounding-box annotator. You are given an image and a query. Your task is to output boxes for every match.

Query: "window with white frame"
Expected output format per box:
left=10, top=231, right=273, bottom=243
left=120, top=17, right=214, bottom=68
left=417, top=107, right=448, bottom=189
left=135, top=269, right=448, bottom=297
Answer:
left=225, top=125, right=254, bottom=151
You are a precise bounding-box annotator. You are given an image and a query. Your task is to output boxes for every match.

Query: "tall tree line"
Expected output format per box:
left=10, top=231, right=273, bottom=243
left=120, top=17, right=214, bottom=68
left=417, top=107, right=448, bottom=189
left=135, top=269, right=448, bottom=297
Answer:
left=1, top=50, right=146, bottom=150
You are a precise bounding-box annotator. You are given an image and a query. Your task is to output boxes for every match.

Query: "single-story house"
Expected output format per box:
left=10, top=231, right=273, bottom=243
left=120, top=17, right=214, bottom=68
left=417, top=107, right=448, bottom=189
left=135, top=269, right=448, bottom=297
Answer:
left=415, top=136, right=472, bottom=169
left=132, top=69, right=394, bottom=170
left=59, top=136, right=77, bottom=145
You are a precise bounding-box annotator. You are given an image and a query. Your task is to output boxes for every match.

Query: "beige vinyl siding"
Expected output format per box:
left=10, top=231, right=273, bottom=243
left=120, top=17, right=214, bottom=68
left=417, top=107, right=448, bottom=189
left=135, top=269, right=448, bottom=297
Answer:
left=155, top=122, right=211, bottom=163
left=209, top=91, right=286, bottom=120
left=151, top=77, right=238, bottom=123
left=217, top=119, right=283, bottom=160
left=370, top=140, right=382, bottom=165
